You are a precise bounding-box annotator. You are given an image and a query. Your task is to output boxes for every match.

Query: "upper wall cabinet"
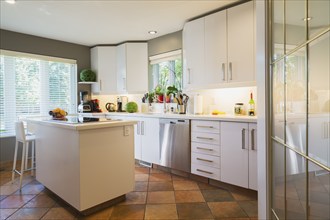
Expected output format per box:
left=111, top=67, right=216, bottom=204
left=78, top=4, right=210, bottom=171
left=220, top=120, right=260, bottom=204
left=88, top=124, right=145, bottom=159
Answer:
left=183, top=1, right=255, bottom=90
left=117, top=43, right=148, bottom=94
left=91, top=46, right=117, bottom=94
left=227, top=1, right=254, bottom=84
left=91, top=43, right=148, bottom=95
left=182, top=17, right=206, bottom=88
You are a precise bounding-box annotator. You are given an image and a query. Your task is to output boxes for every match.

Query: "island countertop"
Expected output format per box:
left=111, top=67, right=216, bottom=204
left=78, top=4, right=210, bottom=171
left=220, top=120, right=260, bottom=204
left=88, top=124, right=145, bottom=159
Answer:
left=27, top=116, right=137, bottom=131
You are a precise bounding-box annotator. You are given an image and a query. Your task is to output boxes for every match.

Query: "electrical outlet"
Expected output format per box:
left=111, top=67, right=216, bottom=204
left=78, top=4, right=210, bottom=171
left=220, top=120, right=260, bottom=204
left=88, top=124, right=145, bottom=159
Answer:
left=124, top=126, right=130, bottom=136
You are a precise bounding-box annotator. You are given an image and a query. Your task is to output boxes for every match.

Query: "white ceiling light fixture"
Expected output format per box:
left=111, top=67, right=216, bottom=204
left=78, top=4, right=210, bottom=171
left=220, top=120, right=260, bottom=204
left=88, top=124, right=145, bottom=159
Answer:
left=148, top=31, right=157, bottom=35
left=5, top=0, right=16, bottom=4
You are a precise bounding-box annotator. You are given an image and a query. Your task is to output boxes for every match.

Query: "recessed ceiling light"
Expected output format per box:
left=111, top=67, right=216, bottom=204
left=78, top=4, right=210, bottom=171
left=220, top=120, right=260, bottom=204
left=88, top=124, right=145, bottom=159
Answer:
left=303, top=17, right=312, bottom=21
left=148, top=31, right=157, bottom=35
left=5, top=0, right=16, bottom=4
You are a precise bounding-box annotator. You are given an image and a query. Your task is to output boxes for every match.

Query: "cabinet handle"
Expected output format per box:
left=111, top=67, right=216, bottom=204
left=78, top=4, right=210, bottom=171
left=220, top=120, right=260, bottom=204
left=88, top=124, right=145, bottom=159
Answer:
left=99, top=79, right=102, bottom=91
left=197, top=169, right=213, bottom=175
left=197, top=147, right=213, bottom=151
left=229, top=62, right=233, bottom=80
left=242, top=128, right=246, bottom=149
left=197, top=158, right=213, bottom=163
left=323, top=122, right=330, bottom=139
left=123, top=77, right=126, bottom=91
left=137, top=122, right=140, bottom=135
left=251, top=129, right=255, bottom=150
left=141, top=121, right=144, bottom=135
left=196, top=137, right=213, bottom=140
left=188, top=68, right=191, bottom=84
left=197, top=125, right=214, bottom=129
left=222, top=63, right=226, bottom=81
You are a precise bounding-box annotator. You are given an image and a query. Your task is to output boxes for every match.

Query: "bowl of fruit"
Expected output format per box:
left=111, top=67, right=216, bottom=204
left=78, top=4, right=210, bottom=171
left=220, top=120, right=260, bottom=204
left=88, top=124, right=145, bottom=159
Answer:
left=49, top=108, right=67, bottom=120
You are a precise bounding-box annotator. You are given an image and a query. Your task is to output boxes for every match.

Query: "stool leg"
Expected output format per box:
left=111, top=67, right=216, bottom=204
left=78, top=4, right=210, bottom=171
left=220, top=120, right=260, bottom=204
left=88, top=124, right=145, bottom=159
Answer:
left=12, top=141, right=19, bottom=183
left=25, top=142, right=29, bottom=170
left=19, top=142, right=26, bottom=190
left=31, top=140, right=35, bottom=176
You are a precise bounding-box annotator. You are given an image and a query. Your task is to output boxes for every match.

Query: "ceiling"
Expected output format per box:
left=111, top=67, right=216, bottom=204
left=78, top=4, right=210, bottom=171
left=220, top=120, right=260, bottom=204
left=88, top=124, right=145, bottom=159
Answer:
left=0, top=0, right=240, bottom=47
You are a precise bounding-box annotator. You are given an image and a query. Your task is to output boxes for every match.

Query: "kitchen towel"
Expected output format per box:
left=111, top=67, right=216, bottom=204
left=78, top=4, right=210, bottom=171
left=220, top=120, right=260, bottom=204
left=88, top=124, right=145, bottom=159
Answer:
left=194, top=94, right=203, bottom=115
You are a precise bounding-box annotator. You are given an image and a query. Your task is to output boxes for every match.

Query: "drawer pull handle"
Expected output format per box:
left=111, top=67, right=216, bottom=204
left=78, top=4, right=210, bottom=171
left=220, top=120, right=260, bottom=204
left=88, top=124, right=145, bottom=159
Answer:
left=196, top=137, right=213, bottom=140
left=196, top=125, right=214, bottom=129
left=197, top=169, right=213, bottom=175
left=197, top=147, right=213, bottom=151
left=197, top=158, right=213, bottom=163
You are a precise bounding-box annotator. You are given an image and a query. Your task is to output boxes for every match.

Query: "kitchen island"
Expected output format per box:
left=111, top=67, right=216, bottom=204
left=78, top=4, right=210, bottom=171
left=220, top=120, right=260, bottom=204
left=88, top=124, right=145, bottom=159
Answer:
left=27, top=117, right=137, bottom=214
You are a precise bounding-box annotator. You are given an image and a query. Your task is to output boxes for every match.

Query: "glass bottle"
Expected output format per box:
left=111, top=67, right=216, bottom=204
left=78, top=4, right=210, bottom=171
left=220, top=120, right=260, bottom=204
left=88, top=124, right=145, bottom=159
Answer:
left=248, top=93, right=255, bottom=116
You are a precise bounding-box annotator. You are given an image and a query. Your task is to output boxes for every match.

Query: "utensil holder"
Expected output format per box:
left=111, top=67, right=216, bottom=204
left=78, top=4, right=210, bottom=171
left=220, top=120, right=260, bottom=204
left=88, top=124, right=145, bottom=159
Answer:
left=178, top=105, right=186, bottom=114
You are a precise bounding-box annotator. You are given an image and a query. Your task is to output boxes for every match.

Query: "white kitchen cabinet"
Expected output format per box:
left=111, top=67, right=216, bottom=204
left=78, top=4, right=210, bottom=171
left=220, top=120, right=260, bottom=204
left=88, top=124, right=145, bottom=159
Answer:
left=182, top=17, right=205, bottom=90
left=191, top=120, right=221, bottom=181
left=116, top=43, right=148, bottom=94
left=132, top=117, right=160, bottom=164
left=91, top=46, right=117, bottom=94
left=183, top=1, right=255, bottom=90
left=226, top=1, right=255, bottom=84
left=220, top=121, right=257, bottom=190
left=248, top=123, right=258, bottom=190
left=204, top=10, right=227, bottom=85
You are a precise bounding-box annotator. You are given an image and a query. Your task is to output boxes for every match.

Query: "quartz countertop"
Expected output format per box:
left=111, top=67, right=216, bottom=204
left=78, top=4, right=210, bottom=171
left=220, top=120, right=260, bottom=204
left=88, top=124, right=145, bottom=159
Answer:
left=27, top=116, right=137, bottom=131
left=103, top=112, right=257, bottom=123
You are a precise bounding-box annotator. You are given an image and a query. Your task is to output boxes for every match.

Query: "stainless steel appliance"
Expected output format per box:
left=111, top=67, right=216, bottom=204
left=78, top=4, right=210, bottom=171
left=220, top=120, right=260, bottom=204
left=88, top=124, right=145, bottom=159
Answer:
left=78, top=91, right=92, bottom=113
left=116, top=96, right=128, bottom=112
left=159, top=119, right=190, bottom=172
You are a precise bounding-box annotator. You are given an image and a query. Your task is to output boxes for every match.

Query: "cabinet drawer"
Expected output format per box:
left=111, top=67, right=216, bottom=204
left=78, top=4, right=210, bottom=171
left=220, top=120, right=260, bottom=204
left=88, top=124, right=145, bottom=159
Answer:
left=192, top=152, right=220, bottom=168
left=191, top=164, right=220, bottom=181
left=191, top=142, right=220, bottom=156
left=191, top=131, right=220, bottom=145
left=192, top=120, right=220, bottom=133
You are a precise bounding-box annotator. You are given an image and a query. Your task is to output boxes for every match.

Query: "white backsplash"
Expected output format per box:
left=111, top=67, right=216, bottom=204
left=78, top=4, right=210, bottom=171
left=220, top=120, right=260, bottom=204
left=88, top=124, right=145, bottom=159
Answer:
left=92, top=86, right=257, bottom=115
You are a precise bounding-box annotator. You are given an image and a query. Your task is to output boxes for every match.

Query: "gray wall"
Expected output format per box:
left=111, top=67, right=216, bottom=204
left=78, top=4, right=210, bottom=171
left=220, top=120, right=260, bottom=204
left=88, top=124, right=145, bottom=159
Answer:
left=0, top=29, right=91, bottom=164
left=147, top=30, right=182, bottom=90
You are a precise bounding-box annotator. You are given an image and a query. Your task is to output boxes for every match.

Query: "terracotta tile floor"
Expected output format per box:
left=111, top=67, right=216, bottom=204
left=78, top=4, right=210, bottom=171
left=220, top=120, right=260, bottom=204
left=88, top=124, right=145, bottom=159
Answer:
left=0, top=163, right=258, bottom=220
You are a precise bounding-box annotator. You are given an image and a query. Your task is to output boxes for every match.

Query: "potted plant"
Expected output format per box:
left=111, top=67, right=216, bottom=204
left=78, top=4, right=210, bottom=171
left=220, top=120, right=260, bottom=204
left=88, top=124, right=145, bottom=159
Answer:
left=154, top=84, right=165, bottom=103
left=166, top=85, right=178, bottom=103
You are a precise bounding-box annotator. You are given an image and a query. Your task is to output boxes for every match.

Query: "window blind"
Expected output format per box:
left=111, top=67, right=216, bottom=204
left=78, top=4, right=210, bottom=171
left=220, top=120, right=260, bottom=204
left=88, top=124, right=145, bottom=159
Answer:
left=0, top=50, right=77, bottom=137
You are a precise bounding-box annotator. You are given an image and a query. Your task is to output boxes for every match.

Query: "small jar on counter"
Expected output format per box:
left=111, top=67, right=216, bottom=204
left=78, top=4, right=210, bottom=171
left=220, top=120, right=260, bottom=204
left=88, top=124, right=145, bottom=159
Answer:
left=234, top=103, right=244, bottom=115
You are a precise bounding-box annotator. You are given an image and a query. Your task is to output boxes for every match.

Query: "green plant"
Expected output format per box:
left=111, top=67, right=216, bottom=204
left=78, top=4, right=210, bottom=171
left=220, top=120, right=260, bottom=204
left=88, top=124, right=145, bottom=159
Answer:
left=80, top=69, right=96, bottom=82
left=125, top=102, right=138, bottom=113
left=154, top=84, right=165, bottom=95
left=166, top=85, right=178, bottom=96
left=148, top=92, right=155, bottom=103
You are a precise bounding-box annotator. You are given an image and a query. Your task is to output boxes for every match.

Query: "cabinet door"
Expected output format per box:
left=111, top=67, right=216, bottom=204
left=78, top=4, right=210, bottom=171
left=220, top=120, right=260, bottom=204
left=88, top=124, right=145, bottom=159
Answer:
left=182, top=17, right=205, bottom=89
left=249, top=123, right=258, bottom=190
left=221, top=122, right=249, bottom=188
left=205, top=10, right=227, bottom=85
left=91, top=46, right=117, bottom=94
left=116, top=44, right=127, bottom=93
left=126, top=43, right=148, bottom=93
left=134, top=121, right=142, bottom=160
left=141, top=118, right=160, bottom=164
left=227, top=1, right=254, bottom=83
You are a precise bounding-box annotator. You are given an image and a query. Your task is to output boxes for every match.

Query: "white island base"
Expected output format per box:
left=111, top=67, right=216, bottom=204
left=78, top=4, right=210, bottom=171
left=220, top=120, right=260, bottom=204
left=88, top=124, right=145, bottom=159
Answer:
left=30, top=119, right=136, bottom=215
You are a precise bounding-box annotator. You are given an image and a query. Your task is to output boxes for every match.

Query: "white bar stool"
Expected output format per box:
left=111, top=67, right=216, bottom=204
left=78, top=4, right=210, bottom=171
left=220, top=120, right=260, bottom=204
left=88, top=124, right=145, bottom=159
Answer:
left=12, top=121, right=36, bottom=189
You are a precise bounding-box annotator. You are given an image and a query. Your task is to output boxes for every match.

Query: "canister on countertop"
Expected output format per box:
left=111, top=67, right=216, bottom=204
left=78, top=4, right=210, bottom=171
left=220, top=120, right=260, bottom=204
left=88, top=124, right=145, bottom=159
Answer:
left=234, top=103, right=244, bottom=115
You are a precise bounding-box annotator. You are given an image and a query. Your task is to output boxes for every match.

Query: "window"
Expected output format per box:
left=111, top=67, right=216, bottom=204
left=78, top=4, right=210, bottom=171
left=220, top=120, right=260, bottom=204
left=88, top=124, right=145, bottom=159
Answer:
left=149, top=50, right=182, bottom=91
left=0, top=50, right=77, bottom=137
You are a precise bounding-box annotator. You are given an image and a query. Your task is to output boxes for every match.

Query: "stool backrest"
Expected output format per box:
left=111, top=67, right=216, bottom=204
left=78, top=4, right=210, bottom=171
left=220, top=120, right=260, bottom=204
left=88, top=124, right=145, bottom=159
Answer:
left=15, top=121, right=26, bottom=142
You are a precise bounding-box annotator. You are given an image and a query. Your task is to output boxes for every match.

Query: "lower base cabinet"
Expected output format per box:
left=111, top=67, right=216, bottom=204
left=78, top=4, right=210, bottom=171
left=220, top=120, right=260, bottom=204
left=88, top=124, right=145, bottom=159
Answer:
left=191, top=120, right=221, bottom=181
left=107, top=115, right=159, bottom=164
left=220, top=122, right=257, bottom=190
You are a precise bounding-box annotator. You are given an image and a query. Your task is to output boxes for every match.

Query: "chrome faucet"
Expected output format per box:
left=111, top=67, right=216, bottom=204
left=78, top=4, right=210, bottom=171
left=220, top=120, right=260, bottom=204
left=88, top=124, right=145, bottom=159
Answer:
left=163, top=91, right=167, bottom=113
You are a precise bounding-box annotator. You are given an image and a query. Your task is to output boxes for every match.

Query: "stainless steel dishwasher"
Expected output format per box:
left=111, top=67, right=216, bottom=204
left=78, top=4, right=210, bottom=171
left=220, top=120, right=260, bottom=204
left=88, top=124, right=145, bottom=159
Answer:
left=159, top=118, right=190, bottom=172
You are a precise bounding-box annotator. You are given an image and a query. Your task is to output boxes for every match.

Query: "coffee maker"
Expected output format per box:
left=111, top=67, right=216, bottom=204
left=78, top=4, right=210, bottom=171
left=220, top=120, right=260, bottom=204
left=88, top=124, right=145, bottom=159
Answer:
left=78, top=91, right=92, bottom=113
left=116, top=96, right=128, bottom=112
